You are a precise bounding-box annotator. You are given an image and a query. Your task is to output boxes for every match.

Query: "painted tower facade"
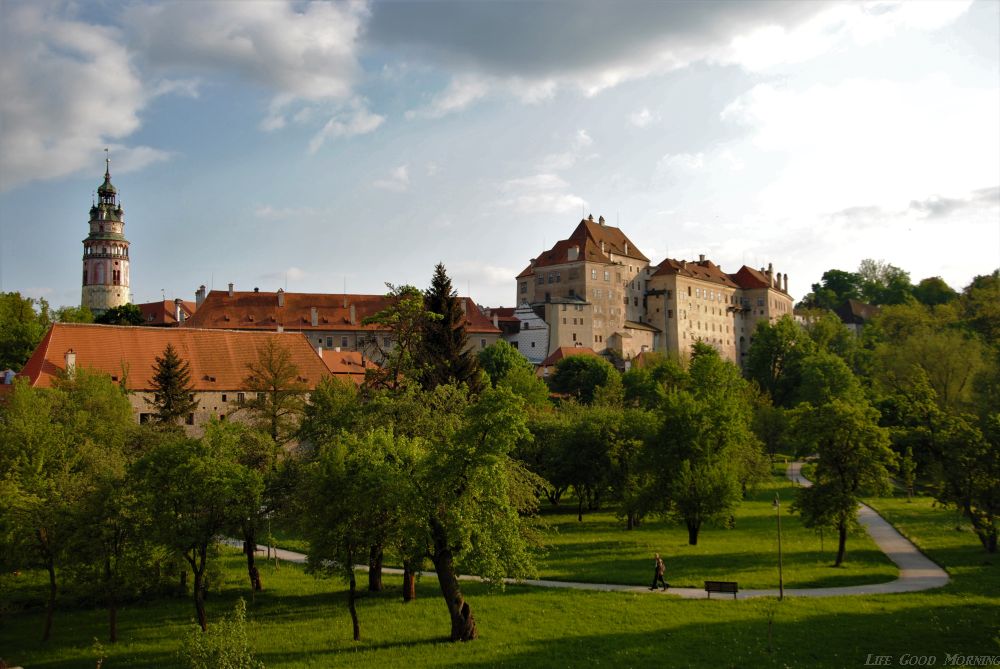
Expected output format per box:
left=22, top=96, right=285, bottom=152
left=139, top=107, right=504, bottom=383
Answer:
left=81, top=158, right=130, bottom=315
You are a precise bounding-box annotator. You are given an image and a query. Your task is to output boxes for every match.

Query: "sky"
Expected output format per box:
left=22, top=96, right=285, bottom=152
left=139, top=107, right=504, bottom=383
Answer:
left=1, top=0, right=998, bottom=310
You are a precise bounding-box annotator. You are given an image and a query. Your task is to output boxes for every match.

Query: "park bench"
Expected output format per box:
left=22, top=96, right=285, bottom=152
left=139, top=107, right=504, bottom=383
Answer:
left=704, top=580, right=738, bottom=599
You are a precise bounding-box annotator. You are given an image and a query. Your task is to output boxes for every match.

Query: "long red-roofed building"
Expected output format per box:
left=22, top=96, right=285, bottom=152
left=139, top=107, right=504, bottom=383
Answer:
left=183, top=286, right=502, bottom=357
left=15, top=323, right=333, bottom=434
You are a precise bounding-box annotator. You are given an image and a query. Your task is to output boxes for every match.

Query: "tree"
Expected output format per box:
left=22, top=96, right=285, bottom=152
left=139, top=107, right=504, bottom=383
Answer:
left=792, top=399, right=895, bottom=566
left=241, top=337, right=307, bottom=445
left=179, top=598, right=264, bottom=669
left=496, top=365, right=550, bottom=408
left=54, top=305, right=94, bottom=323
left=803, top=312, right=858, bottom=367
left=792, top=350, right=865, bottom=407
left=419, top=263, right=481, bottom=392
left=151, top=343, right=199, bottom=425
left=913, top=277, right=958, bottom=306
left=95, top=303, right=144, bottom=326
left=800, top=269, right=863, bottom=310
left=361, top=284, right=434, bottom=390
left=0, top=291, right=51, bottom=370
left=302, top=429, right=417, bottom=640
left=858, top=259, right=913, bottom=305
left=648, top=345, right=761, bottom=544
left=745, top=315, right=815, bottom=407
left=414, top=385, right=539, bottom=641
left=478, top=340, right=532, bottom=386
left=959, top=270, right=1000, bottom=347
left=135, top=432, right=263, bottom=631
left=549, top=354, right=617, bottom=404
left=899, top=447, right=917, bottom=502
left=298, top=377, right=363, bottom=449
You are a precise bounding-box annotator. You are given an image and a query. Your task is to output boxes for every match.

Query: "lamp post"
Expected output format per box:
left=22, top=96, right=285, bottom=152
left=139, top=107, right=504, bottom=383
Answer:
left=773, top=493, right=784, bottom=600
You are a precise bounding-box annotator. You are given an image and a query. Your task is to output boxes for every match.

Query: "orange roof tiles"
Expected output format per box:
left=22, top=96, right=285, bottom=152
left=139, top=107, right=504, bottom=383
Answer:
left=652, top=258, right=742, bottom=289
left=539, top=346, right=599, bottom=367
left=137, top=299, right=196, bottom=326
left=183, top=291, right=501, bottom=335
left=19, top=323, right=331, bottom=391
left=529, top=218, right=649, bottom=271
left=318, top=349, right=369, bottom=386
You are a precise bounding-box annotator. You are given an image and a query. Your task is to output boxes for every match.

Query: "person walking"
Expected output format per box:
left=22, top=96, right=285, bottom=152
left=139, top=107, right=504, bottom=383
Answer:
left=650, top=553, right=668, bottom=590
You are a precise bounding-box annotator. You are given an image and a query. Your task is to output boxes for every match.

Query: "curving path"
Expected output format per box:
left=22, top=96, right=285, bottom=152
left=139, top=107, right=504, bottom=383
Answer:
left=248, top=463, right=948, bottom=600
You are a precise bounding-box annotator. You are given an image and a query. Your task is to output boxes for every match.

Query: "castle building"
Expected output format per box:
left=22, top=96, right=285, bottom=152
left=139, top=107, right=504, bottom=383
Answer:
left=81, top=157, right=130, bottom=315
left=514, top=216, right=794, bottom=365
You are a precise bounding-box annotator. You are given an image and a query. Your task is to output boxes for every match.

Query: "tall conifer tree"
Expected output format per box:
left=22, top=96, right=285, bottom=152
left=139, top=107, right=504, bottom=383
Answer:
left=419, top=263, right=481, bottom=392
left=151, top=343, right=198, bottom=424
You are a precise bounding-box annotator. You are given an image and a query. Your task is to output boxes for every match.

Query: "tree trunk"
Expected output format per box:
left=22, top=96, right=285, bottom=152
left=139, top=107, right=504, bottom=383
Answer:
left=368, top=544, right=384, bottom=592
left=178, top=568, right=188, bottom=595
left=105, top=557, right=118, bottom=643
left=187, top=547, right=208, bottom=632
left=577, top=496, right=584, bottom=522
left=244, top=531, right=263, bottom=592
left=626, top=513, right=634, bottom=530
left=686, top=519, right=700, bottom=546
left=430, top=523, right=477, bottom=641
left=348, top=568, right=361, bottom=641
left=402, top=563, right=416, bottom=602
left=835, top=521, right=848, bottom=566
left=43, top=553, right=56, bottom=642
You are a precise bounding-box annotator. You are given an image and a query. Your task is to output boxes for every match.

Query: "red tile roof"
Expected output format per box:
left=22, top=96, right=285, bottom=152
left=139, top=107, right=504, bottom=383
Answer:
left=539, top=346, right=599, bottom=367
left=18, top=323, right=331, bottom=391
left=137, top=300, right=197, bottom=326
left=318, top=349, right=369, bottom=386
left=730, top=266, right=782, bottom=291
left=526, top=218, right=649, bottom=272
left=652, top=258, right=741, bottom=289
left=183, top=291, right=501, bottom=335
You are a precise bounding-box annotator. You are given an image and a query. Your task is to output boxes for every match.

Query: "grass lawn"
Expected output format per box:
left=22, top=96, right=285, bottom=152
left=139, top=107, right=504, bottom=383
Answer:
left=537, top=471, right=896, bottom=589
left=2, top=488, right=996, bottom=668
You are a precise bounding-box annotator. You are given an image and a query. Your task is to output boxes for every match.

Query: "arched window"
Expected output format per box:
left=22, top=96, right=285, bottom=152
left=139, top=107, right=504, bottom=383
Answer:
left=96, top=263, right=105, bottom=284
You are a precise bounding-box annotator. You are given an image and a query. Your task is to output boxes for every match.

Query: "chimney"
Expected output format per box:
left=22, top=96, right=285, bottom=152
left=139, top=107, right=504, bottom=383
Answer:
left=334, top=346, right=341, bottom=353
left=492, top=313, right=499, bottom=327
left=343, top=296, right=348, bottom=308
left=624, top=242, right=629, bottom=255
left=253, top=287, right=259, bottom=293
left=699, top=254, right=706, bottom=263
left=347, top=304, right=355, bottom=325
left=680, top=260, right=687, bottom=268
left=783, top=274, right=789, bottom=293
left=316, top=345, right=323, bottom=358
left=64, top=349, right=76, bottom=377
left=598, top=215, right=605, bottom=225
left=588, top=213, right=594, bottom=221
left=775, top=272, right=782, bottom=290
left=228, top=282, right=234, bottom=297
left=600, top=240, right=605, bottom=253
left=277, top=289, right=284, bottom=307
left=529, top=258, right=537, bottom=268
left=459, top=299, right=467, bottom=315
left=310, top=307, right=318, bottom=327
left=277, top=325, right=284, bottom=333
left=174, top=298, right=182, bottom=323
left=196, top=285, right=206, bottom=309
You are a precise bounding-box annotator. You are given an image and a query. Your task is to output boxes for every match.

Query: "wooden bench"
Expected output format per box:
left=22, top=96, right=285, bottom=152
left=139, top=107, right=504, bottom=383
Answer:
left=704, top=580, right=738, bottom=599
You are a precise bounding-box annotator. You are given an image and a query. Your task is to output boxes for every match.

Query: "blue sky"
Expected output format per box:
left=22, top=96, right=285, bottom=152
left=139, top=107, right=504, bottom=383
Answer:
left=1, top=0, right=997, bottom=309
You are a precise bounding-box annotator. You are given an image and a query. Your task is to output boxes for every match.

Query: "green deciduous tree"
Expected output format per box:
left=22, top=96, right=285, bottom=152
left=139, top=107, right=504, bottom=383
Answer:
left=242, top=338, right=307, bottom=446
left=95, top=303, right=144, bottom=326
left=913, top=276, right=958, bottom=306
left=792, top=399, right=895, bottom=566
left=745, top=315, right=815, bottom=407
left=54, top=304, right=94, bottom=323
left=549, top=354, right=617, bottom=404
left=362, top=284, right=434, bottom=390
left=496, top=364, right=550, bottom=408
left=0, top=291, right=51, bottom=370
left=478, top=339, right=532, bottom=386
left=858, top=259, right=914, bottom=305
left=179, top=598, right=264, bottom=669
left=151, top=343, right=199, bottom=425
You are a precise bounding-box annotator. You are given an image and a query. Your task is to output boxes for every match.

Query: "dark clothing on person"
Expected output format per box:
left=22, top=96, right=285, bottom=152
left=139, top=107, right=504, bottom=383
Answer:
left=650, top=555, right=668, bottom=590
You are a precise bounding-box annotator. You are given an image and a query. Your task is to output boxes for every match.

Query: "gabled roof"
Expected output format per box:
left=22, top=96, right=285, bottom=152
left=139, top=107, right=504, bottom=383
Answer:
left=652, top=258, right=741, bottom=289
left=18, top=323, right=330, bottom=391
left=539, top=346, right=599, bottom=367
left=183, top=291, right=500, bottom=335
left=319, top=349, right=369, bottom=386
left=137, top=300, right=197, bottom=326
left=528, top=217, right=649, bottom=272
left=731, top=266, right=775, bottom=290
left=623, top=320, right=660, bottom=333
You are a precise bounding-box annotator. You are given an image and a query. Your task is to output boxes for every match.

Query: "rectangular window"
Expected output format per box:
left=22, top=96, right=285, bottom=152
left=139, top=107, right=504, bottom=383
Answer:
left=341, top=336, right=349, bottom=347
left=555, top=272, right=561, bottom=283
left=520, top=281, right=527, bottom=294
left=548, top=272, right=555, bottom=284
left=668, top=309, right=673, bottom=318
left=237, top=392, right=246, bottom=403
left=326, top=337, right=333, bottom=347
left=185, top=413, right=195, bottom=426
left=221, top=394, right=227, bottom=402
left=563, top=318, right=567, bottom=324
left=688, top=286, right=692, bottom=296
left=480, top=338, right=487, bottom=348
left=531, top=341, right=535, bottom=348
left=604, top=271, right=610, bottom=281
left=591, top=269, right=597, bottom=279
left=572, top=333, right=577, bottom=342
left=757, top=297, right=765, bottom=307
left=633, top=297, right=639, bottom=306
left=537, top=275, right=544, bottom=285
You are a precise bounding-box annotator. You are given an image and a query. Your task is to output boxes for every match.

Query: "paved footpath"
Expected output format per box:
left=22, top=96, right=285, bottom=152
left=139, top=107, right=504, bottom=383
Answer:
left=248, top=462, right=948, bottom=600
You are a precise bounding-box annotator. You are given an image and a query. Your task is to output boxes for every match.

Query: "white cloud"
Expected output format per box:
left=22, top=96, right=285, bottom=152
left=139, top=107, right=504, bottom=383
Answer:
left=373, top=165, right=410, bottom=192
left=0, top=4, right=169, bottom=191
left=259, top=266, right=307, bottom=283
left=406, top=75, right=490, bottom=119
left=537, top=129, right=596, bottom=171
left=254, top=205, right=322, bottom=219
left=308, top=101, right=385, bottom=154
left=656, top=152, right=706, bottom=174
left=721, top=76, right=1000, bottom=215
left=498, top=173, right=587, bottom=215
left=628, top=107, right=657, bottom=128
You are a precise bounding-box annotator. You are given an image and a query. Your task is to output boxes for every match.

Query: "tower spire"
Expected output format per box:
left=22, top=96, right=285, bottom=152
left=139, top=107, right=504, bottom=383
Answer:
left=104, top=147, right=110, bottom=177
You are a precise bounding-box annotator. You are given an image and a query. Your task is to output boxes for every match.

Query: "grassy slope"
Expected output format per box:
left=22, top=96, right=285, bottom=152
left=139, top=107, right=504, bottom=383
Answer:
left=538, top=472, right=896, bottom=588
left=2, top=490, right=996, bottom=668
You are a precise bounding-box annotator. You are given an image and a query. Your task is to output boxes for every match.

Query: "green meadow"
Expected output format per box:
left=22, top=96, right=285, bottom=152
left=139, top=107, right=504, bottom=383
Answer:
left=2, top=483, right=997, bottom=668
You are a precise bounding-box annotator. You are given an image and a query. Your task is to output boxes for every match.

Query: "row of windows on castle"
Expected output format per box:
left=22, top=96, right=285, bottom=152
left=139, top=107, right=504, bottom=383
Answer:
left=84, top=245, right=128, bottom=257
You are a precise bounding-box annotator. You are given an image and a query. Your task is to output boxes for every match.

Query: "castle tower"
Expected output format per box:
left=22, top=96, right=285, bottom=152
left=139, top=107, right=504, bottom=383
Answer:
left=81, top=154, right=130, bottom=315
